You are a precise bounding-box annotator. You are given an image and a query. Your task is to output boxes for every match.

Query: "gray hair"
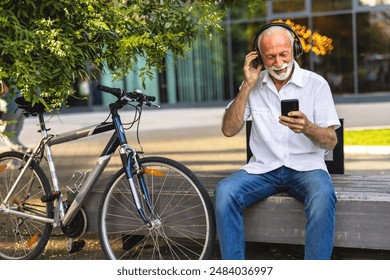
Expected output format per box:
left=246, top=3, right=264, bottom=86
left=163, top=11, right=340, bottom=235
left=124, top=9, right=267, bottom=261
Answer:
left=258, top=26, right=295, bottom=55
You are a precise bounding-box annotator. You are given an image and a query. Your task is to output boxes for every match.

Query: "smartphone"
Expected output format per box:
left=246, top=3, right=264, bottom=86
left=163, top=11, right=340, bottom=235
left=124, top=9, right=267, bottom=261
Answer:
left=281, top=99, right=299, bottom=117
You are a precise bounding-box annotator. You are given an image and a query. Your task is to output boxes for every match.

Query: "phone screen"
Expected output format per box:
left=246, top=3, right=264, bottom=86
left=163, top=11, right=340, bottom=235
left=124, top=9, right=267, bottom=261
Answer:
left=281, top=99, right=299, bottom=116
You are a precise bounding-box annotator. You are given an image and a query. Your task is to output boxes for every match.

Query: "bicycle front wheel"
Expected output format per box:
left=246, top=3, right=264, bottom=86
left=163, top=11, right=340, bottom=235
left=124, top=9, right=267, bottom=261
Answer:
left=99, top=156, right=215, bottom=260
left=0, top=151, right=53, bottom=259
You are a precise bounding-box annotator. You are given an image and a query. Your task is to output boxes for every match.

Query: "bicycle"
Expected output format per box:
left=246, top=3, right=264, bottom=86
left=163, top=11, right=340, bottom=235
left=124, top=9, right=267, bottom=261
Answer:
left=0, top=85, right=216, bottom=260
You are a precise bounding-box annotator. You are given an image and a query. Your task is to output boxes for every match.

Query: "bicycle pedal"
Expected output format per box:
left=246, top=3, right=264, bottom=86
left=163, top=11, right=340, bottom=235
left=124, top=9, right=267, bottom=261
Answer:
left=67, top=239, right=85, bottom=254
left=41, top=191, right=61, bottom=202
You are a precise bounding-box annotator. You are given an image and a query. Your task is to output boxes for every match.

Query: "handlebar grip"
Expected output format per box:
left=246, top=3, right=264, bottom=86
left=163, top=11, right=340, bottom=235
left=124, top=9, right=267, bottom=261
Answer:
left=146, top=95, right=156, bottom=102
left=131, top=89, right=156, bottom=102
left=97, top=85, right=122, bottom=98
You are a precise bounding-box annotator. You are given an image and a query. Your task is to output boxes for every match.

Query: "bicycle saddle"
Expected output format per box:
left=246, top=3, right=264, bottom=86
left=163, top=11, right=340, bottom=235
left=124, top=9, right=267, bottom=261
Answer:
left=15, top=96, right=46, bottom=114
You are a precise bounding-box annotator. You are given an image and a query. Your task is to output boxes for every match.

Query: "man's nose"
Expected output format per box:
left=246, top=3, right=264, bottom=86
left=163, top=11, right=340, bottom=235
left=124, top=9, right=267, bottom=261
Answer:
left=274, top=55, right=284, bottom=68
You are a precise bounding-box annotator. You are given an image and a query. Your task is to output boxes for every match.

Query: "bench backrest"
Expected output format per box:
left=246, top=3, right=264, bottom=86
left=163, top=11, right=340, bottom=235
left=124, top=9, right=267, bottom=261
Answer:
left=245, top=119, right=344, bottom=174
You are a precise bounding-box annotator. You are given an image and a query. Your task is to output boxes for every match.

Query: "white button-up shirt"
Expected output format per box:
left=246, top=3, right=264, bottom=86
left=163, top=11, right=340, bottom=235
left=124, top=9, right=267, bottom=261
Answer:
left=229, top=61, right=341, bottom=174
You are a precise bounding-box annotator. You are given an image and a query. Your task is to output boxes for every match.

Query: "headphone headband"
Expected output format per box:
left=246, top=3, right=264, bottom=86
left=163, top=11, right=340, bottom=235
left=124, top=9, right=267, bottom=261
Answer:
left=252, top=22, right=303, bottom=67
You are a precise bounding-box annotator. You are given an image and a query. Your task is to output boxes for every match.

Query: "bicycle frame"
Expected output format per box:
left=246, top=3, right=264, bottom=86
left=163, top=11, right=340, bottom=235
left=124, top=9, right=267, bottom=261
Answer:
left=1, top=101, right=156, bottom=228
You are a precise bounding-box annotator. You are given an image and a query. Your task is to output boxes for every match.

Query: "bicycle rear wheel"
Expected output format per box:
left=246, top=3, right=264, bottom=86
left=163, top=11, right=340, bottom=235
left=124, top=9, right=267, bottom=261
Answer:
left=98, top=156, right=215, bottom=260
left=0, top=151, right=53, bottom=259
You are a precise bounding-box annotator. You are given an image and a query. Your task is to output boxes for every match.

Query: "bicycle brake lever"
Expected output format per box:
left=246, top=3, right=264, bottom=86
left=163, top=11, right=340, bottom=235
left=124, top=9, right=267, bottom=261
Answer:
left=143, top=100, right=160, bottom=109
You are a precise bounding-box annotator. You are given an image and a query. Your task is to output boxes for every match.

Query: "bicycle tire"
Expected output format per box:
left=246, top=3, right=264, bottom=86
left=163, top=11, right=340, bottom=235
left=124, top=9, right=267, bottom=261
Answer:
left=0, top=151, right=53, bottom=259
left=98, top=156, right=216, bottom=260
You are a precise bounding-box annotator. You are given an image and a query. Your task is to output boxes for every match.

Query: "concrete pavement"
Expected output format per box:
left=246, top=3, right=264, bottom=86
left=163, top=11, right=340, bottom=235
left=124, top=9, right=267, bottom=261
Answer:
left=15, top=101, right=390, bottom=139
left=5, top=101, right=390, bottom=155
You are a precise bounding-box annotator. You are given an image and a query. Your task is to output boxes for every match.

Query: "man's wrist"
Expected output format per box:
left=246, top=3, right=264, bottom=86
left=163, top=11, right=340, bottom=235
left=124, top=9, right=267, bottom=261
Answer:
left=241, top=81, right=255, bottom=91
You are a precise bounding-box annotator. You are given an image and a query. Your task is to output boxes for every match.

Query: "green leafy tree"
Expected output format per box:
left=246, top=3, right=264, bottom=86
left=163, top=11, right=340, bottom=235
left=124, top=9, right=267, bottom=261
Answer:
left=0, top=0, right=230, bottom=110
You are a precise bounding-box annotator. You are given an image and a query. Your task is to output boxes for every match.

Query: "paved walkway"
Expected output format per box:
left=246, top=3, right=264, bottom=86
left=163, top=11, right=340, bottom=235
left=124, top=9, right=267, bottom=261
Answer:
left=5, top=101, right=390, bottom=152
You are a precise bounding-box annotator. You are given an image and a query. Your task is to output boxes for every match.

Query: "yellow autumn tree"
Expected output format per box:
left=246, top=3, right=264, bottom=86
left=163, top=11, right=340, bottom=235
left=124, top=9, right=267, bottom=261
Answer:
left=274, top=19, right=334, bottom=55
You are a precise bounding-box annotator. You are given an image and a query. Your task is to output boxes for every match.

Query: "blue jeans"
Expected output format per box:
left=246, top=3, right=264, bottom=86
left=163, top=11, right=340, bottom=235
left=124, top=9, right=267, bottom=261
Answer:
left=214, top=166, right=337, bottom=260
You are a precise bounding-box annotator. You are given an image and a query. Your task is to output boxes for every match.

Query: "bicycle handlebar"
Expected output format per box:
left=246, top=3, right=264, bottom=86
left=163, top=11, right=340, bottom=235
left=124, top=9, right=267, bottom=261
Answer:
left=97, top=84, right=157, bottom=106
left=131, top=89, right=156, bottom=102
left=97, top=85, right=122, bottom=98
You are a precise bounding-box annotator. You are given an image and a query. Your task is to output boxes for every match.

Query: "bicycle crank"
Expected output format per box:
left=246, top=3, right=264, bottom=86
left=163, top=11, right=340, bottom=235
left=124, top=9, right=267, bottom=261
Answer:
left=61, top=207, right=87, bottom=239
left=67, top=238, right=86, bottom=254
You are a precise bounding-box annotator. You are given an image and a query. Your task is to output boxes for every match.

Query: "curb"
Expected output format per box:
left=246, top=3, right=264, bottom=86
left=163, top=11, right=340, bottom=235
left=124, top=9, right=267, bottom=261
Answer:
left=344, top=145, right=390, bottom=155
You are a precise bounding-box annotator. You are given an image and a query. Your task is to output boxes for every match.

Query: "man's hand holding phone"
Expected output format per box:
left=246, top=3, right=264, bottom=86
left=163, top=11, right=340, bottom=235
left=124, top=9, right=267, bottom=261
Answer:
left=279, top=99, right=307, bottom=133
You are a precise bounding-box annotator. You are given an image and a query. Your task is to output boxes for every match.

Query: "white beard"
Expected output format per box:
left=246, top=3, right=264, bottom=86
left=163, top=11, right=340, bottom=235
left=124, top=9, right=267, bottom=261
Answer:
left=266, top=61, right=294, bottom=81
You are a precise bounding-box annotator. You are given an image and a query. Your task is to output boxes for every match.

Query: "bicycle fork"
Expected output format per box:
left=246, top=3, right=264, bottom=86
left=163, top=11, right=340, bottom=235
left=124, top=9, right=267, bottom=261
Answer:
left=111, top=103, right=159, bottom=229
left=120, top=146, right=160, bottom=228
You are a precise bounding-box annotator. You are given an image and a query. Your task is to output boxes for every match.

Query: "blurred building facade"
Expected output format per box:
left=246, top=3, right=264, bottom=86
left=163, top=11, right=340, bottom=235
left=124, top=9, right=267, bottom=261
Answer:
left=95, top=0, right=390, bottom=106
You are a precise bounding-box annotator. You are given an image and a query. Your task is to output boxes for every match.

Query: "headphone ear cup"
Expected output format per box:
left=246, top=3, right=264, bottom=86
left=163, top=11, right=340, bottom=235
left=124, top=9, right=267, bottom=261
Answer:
left=293, top=40, right=302, bottom=58
left=252, top=47, right=262, bottom=69
left=256, top=48, right=263, bottom=66
left=252, top=35, right=263, bottom=68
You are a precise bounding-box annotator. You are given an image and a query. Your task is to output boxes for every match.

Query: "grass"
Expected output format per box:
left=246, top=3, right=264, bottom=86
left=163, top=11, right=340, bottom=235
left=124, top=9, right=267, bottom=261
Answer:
left=344, top=129, right=390, bottom=146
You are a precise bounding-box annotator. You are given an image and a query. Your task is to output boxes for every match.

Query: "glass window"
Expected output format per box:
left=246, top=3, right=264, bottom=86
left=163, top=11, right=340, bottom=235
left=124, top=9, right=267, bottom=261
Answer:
left=359, top=0, right=390, bottom=6
left=312, top=0, right=352, bottom=12
left=272, top=0, right=305, bottom=13
left=357, top=10, right=390, bottom=93
left=312, top=14, right=354, bottom=94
